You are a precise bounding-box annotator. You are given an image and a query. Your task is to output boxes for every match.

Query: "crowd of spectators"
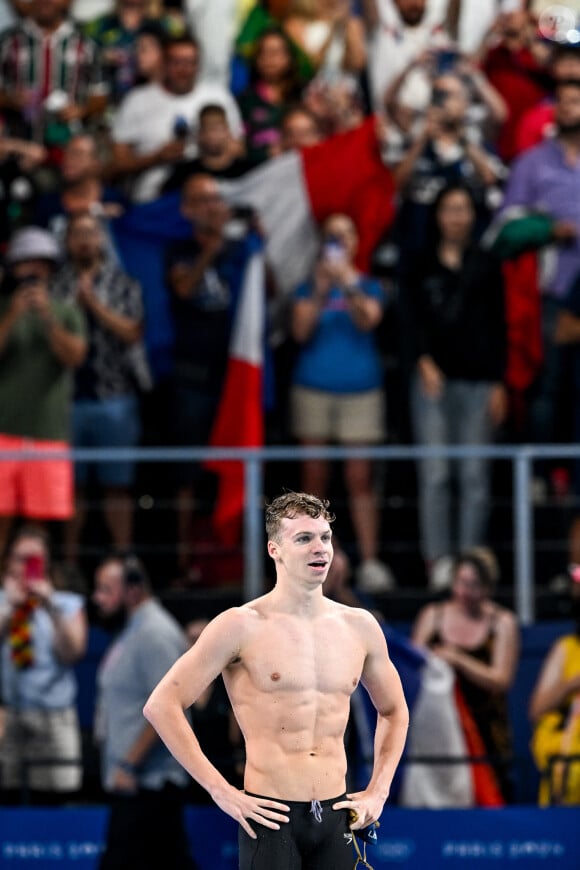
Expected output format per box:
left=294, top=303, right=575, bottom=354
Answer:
left=0, top=0, right=580, bottom=817
left=1, top=0, right=580, bottom=588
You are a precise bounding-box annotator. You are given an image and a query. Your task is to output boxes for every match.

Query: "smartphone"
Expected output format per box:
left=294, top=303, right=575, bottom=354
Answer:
left=323, top=237, right=345, bottom=263
left=173, top=115, right=189, bottom=140
left=24, top=553, right=45, bottom=584
left=435, top=49, right=458, bottom=75
left=431, top=87, right=448, bottom=108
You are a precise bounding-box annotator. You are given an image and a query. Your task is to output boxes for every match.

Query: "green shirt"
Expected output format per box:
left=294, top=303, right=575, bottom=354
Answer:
left=0, top=297, right=86, bottom=441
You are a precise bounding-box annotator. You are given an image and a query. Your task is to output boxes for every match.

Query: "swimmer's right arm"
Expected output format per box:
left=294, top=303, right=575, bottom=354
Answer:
left=143, top=608, right=289, bottom=838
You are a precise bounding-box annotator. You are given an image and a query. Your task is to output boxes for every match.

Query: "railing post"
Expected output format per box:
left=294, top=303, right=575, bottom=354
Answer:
left=244, top=453, right=263, bottom=601
left=513, top=450, right=534, bottom=625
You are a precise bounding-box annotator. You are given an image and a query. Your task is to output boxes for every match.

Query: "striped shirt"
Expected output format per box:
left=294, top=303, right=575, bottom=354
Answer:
left=0, top=17, right=107, bottom=141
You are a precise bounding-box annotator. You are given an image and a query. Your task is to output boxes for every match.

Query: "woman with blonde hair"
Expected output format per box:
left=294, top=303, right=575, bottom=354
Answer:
left=412, top=551, right=519, bottom=801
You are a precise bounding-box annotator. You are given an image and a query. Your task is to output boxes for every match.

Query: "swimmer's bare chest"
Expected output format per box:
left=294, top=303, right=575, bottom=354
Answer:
left=224, top=612, right=366, bottom=731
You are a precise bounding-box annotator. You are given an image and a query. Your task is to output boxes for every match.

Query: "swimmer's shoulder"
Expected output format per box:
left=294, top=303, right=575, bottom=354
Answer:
left=210, top=597, right=271, bottom=662
left=331, top=599, right=385, bottom=636
left=210, top=600, right=266, bottom=636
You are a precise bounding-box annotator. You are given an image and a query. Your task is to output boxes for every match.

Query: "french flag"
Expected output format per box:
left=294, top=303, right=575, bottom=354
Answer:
left=204, top=236, right=265, bottom=546
left=112, top=118, right=395, bottom=543
left=352, top=628, right=505, bottom=808
left=221, top=116, right=396, bottom=298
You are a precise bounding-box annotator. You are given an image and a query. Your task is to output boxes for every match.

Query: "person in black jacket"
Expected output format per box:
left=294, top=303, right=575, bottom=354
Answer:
left=405, top=182, right=508, bottom=589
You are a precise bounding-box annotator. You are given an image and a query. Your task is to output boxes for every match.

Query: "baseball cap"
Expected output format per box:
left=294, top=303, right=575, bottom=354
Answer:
left=5, top=227, right=61, bottom=265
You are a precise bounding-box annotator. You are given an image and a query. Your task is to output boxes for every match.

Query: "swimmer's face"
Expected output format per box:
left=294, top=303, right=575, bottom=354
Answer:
left=267, top=514, right=333, bottom=585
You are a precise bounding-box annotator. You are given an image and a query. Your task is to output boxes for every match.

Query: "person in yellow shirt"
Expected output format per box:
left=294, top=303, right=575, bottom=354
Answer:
left=529, top=572, right=580, bottom=805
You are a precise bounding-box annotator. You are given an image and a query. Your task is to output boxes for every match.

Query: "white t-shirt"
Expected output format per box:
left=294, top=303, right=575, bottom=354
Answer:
left=112, top=80, right=243, bottom=202
left=369, top=0, right=449, bottom=112
left=369, top=0, right=500, bottom=112
left=184, top=0, right=238, bottom=87
left=72, top=0, right=114, bottom=22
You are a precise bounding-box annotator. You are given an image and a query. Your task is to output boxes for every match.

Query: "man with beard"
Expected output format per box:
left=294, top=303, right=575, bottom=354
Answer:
left=529, top=569, right=580, bottom=805
left=368, top=0, right=438, bottom=113
left=500, top=79, right=580, bottom=448
left=52, top=211, right=148, bottom=571
left=92, top=554, right=195, bottom=869
left=162, top=103, right=251, bottom=194
left=110, top=35, right=242, bottom=202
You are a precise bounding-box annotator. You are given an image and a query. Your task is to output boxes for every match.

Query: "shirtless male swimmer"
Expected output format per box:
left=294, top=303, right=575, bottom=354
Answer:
left=144, top=491, right=409, bottom=869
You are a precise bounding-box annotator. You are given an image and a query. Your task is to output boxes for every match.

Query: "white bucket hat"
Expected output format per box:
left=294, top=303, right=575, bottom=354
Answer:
left=6, top=227, right=61, bottom=265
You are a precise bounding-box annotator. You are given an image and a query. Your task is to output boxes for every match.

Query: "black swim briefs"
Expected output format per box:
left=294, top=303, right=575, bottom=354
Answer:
left=239, top=792, right=355, bottom=870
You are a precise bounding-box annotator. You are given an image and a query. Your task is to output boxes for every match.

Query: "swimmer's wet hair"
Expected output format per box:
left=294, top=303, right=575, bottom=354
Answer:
left=265, top=492, right=335, bottom=542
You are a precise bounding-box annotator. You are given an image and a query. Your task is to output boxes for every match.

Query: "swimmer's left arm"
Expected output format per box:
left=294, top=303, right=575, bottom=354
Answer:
left=333, top=613, right=409, bottom=828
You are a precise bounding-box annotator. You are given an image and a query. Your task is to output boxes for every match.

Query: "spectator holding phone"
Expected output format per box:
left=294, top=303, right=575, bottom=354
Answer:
left=289, top=213, right=394, bottom=593
left=0, top=525, right=87, bottom=803
left=389, top=70, right=505, bottom=270
left=481, top=8, right=552, bottom=163
left=366, top=0, right=449, bottom=114
left=0, top=227, right=87, bottom=562
left=162, top=103, right=251, bottom=194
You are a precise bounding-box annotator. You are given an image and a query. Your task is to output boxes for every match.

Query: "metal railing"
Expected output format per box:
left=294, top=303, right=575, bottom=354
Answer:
left=3, top=441, right=580, bottom=625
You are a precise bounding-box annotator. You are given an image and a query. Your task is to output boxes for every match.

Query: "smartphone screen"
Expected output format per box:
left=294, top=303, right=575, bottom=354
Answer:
left=436, top=50, right=458, bottom=75
left=24, top=553, right=45, bottom=583
left=323, top=237, right=345, bottom=263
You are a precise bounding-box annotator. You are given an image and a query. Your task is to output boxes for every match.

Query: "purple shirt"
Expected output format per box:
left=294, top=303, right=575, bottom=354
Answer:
left=501, top=138, right=580, bottom=298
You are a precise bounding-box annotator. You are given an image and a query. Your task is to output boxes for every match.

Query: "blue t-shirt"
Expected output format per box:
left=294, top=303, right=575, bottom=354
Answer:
left=0, top=591, right=83, bottom=710
left=292, top=276, right=384, bottom=393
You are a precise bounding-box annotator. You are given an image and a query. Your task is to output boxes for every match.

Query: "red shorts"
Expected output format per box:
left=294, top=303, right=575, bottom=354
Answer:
left=0, top=434, right=73, bottom=519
